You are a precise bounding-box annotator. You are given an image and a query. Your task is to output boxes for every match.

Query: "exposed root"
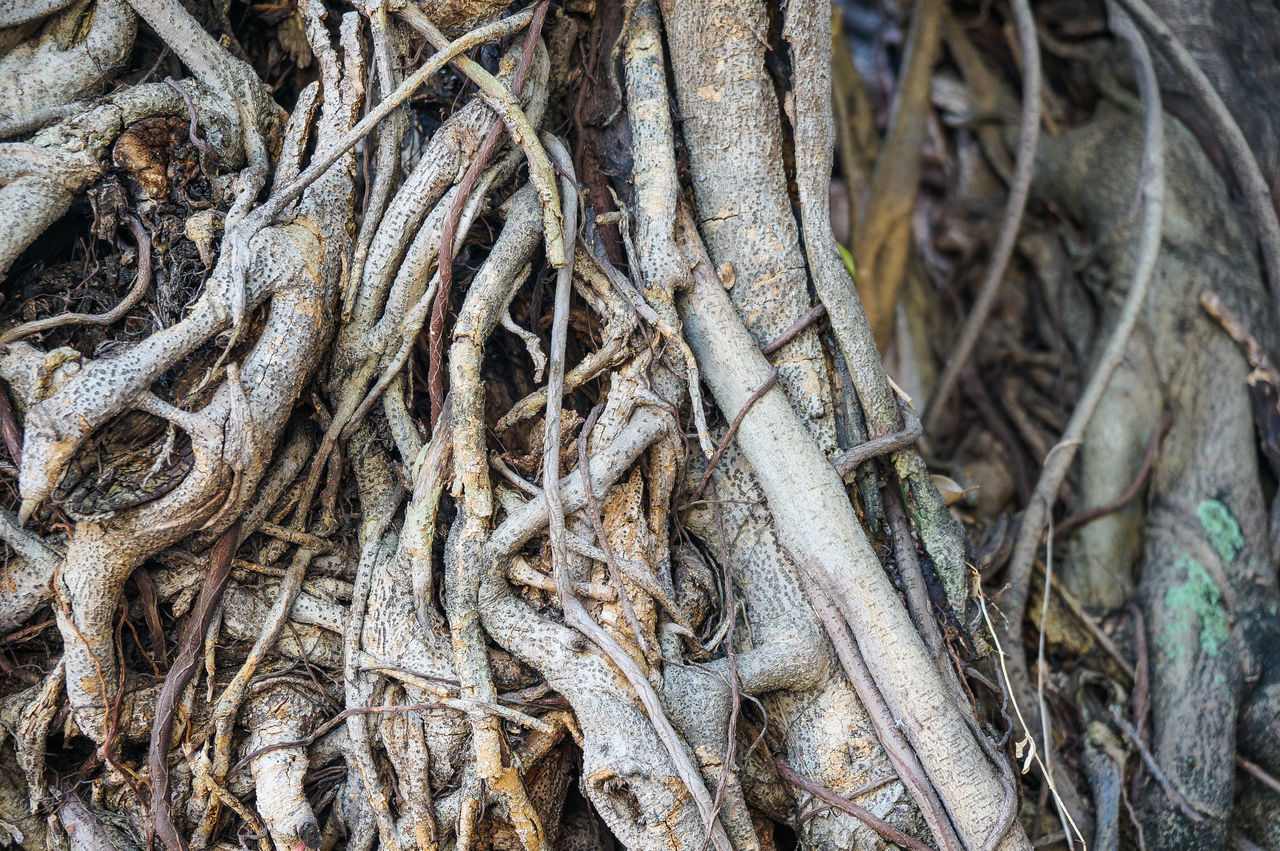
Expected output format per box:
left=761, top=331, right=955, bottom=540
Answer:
left=4, top=0, right=1225, bottom=848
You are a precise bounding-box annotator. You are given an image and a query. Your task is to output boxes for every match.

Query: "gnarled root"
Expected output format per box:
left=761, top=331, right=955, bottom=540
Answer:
left=0, top=1, right=1059, bottom=848
left=242, top=683, right=326, bottom=849
left=31, top=0, right=364, bottom=751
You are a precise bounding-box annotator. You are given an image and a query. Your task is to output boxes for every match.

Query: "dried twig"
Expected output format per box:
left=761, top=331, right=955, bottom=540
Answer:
left=1200, top=290, right=1280, bottom=380
left=1056, top=410, right=1171, bottom=536
left=688, top=370, right=778, bottom=505
left=229, top=702, right=446, bottom=778
left=577, top=403, right=648, bottom=654
left=1236, top=754, right=1280, bottom=799
left=760, top=304, right=826, bottom=356
left=163, top=75, right=215, bottom=156
left=1111, top=714, right=1208, bottom=823
left=426, top=0, right=550, bottom=428
left=257, top=522, right=335, bottom=552
left=924, top=0, right=1041, bottom=431
left=1112, top=0, right=1280, bottom=325
left=1, top=216, right=153, bottom=345
left=149, top=519, right=242, bottom=851
left=976, top=589, right=1086, bottom=847
left=998, top=2, right=1164, bottom=839
left=774, top=756, right=933, bottom=851
left=831, top=403, right=923, bottom=478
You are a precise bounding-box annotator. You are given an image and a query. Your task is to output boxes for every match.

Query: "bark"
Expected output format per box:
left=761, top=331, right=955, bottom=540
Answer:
left=0, top=0, right=1276, bottom=849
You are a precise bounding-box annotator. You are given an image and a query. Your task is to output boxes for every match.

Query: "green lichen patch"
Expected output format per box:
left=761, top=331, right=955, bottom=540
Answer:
left=1197, top=498, right=1244, bottom=563
left=1163, top=554, right=1229, bottom=658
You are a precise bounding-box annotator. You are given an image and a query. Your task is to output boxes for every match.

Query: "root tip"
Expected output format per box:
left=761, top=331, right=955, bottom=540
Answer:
left=299, top=818, right=322, bottom=849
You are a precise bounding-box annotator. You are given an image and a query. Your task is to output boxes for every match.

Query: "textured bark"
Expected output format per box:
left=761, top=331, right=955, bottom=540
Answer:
left=1037, top=87, right=1280, bottom=847
left=6, top=0, right=1273, bottom=849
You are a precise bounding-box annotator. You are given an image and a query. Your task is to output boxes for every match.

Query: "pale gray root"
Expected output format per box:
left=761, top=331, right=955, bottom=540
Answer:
left=487, top=407, right=673, bottom=560
left=998, top=6, right=1164, bottom=841
left=511, top=133, right=578, bottom=850
left=253, top=7, right=537, bottom=237
left=349, top=183, right=543, bottom=850
left=480, top=550, right=713, bottom=851
left=620, top=0, right=712, bottom=455
left=321, top=37, right=549, bottom=849
left=659, top=0, right=836, bottom=453
left=684, top=444, right=927, bottom=850
left=655, top=0, right=999, bottom=820
left=5, top=659, right=64, bottom=818
left=400, top=394, right=453, bottom=637
left=382, top=373, right=423, bottom=466
left=652, top=624, right=758, bottom=850
left=343, top=431, right=408, bottom=851
left=398, top=4, right=564, bottom=270
left=479, top=399, right=736, bottom=849
left=217, top=586, right=344, bottom=669
left=0, top=81, right=230, bottom=282
left=305, top=40, right=547, bottom=514
left=147, top=428, right=312, bottom=591
left=198, top=544, right=322, bottom=842
left=302, top=53, right=546, bottom=841
left=0, top=0, right=136, bottom=122
left=562, top=347, right=752, bottom=848
left=369, top=133, right=537, bottom=359
left=376, top=684, right=439, bottom=851
left=782, top=0, right=970, bottom=615
left=447, top=181, right=543, bottom=524
left=493, top=248, right=637, bottom=432
left=196, top=36, right=364, bottom=811
left=431, top=172, right=546, bottom=851
left=443, top=516, right=543, bottom=850
left=675, top=208, right=1031, bottom=849
left=575, top=358, right=681, bottom=663
left=620, top=8, right=934, bottom=841
left=0, top=0, right=75, bottom=28
left=1112, top=0, right=1280, bottom=326
left=1034, top=33, right=1280, bottom=848
left=0, top=509, right=62, bottom=632
left=38, top=7, right=364, bottom=742
left=8, top=95, right=277, bottom=510
left=345, top=6, right=409, bottom=321
left=1063, top=344, right=1162, bottom=609
left=53, top=789, right=122, bottom=850
left=336, top=37, right=544, bottom=368
left=359, top=420, right=569, bottom=851
left=529, top=235, right=742, bottom=844
left=220, top=7, right=537, bottom=342
left=797, top=567, right=965, bottom=851
left=241, top=683, right=326, bottom=849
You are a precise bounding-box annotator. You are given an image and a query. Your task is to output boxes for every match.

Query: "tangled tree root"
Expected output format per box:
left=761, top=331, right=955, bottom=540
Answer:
left=2, top=0, right=1279, bottom=848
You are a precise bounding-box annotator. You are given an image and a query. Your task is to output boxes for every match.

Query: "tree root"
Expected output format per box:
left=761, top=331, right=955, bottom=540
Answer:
left=0, top=1, right=1095, bottom=848
left=0, top=0, right=137, bottom=129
